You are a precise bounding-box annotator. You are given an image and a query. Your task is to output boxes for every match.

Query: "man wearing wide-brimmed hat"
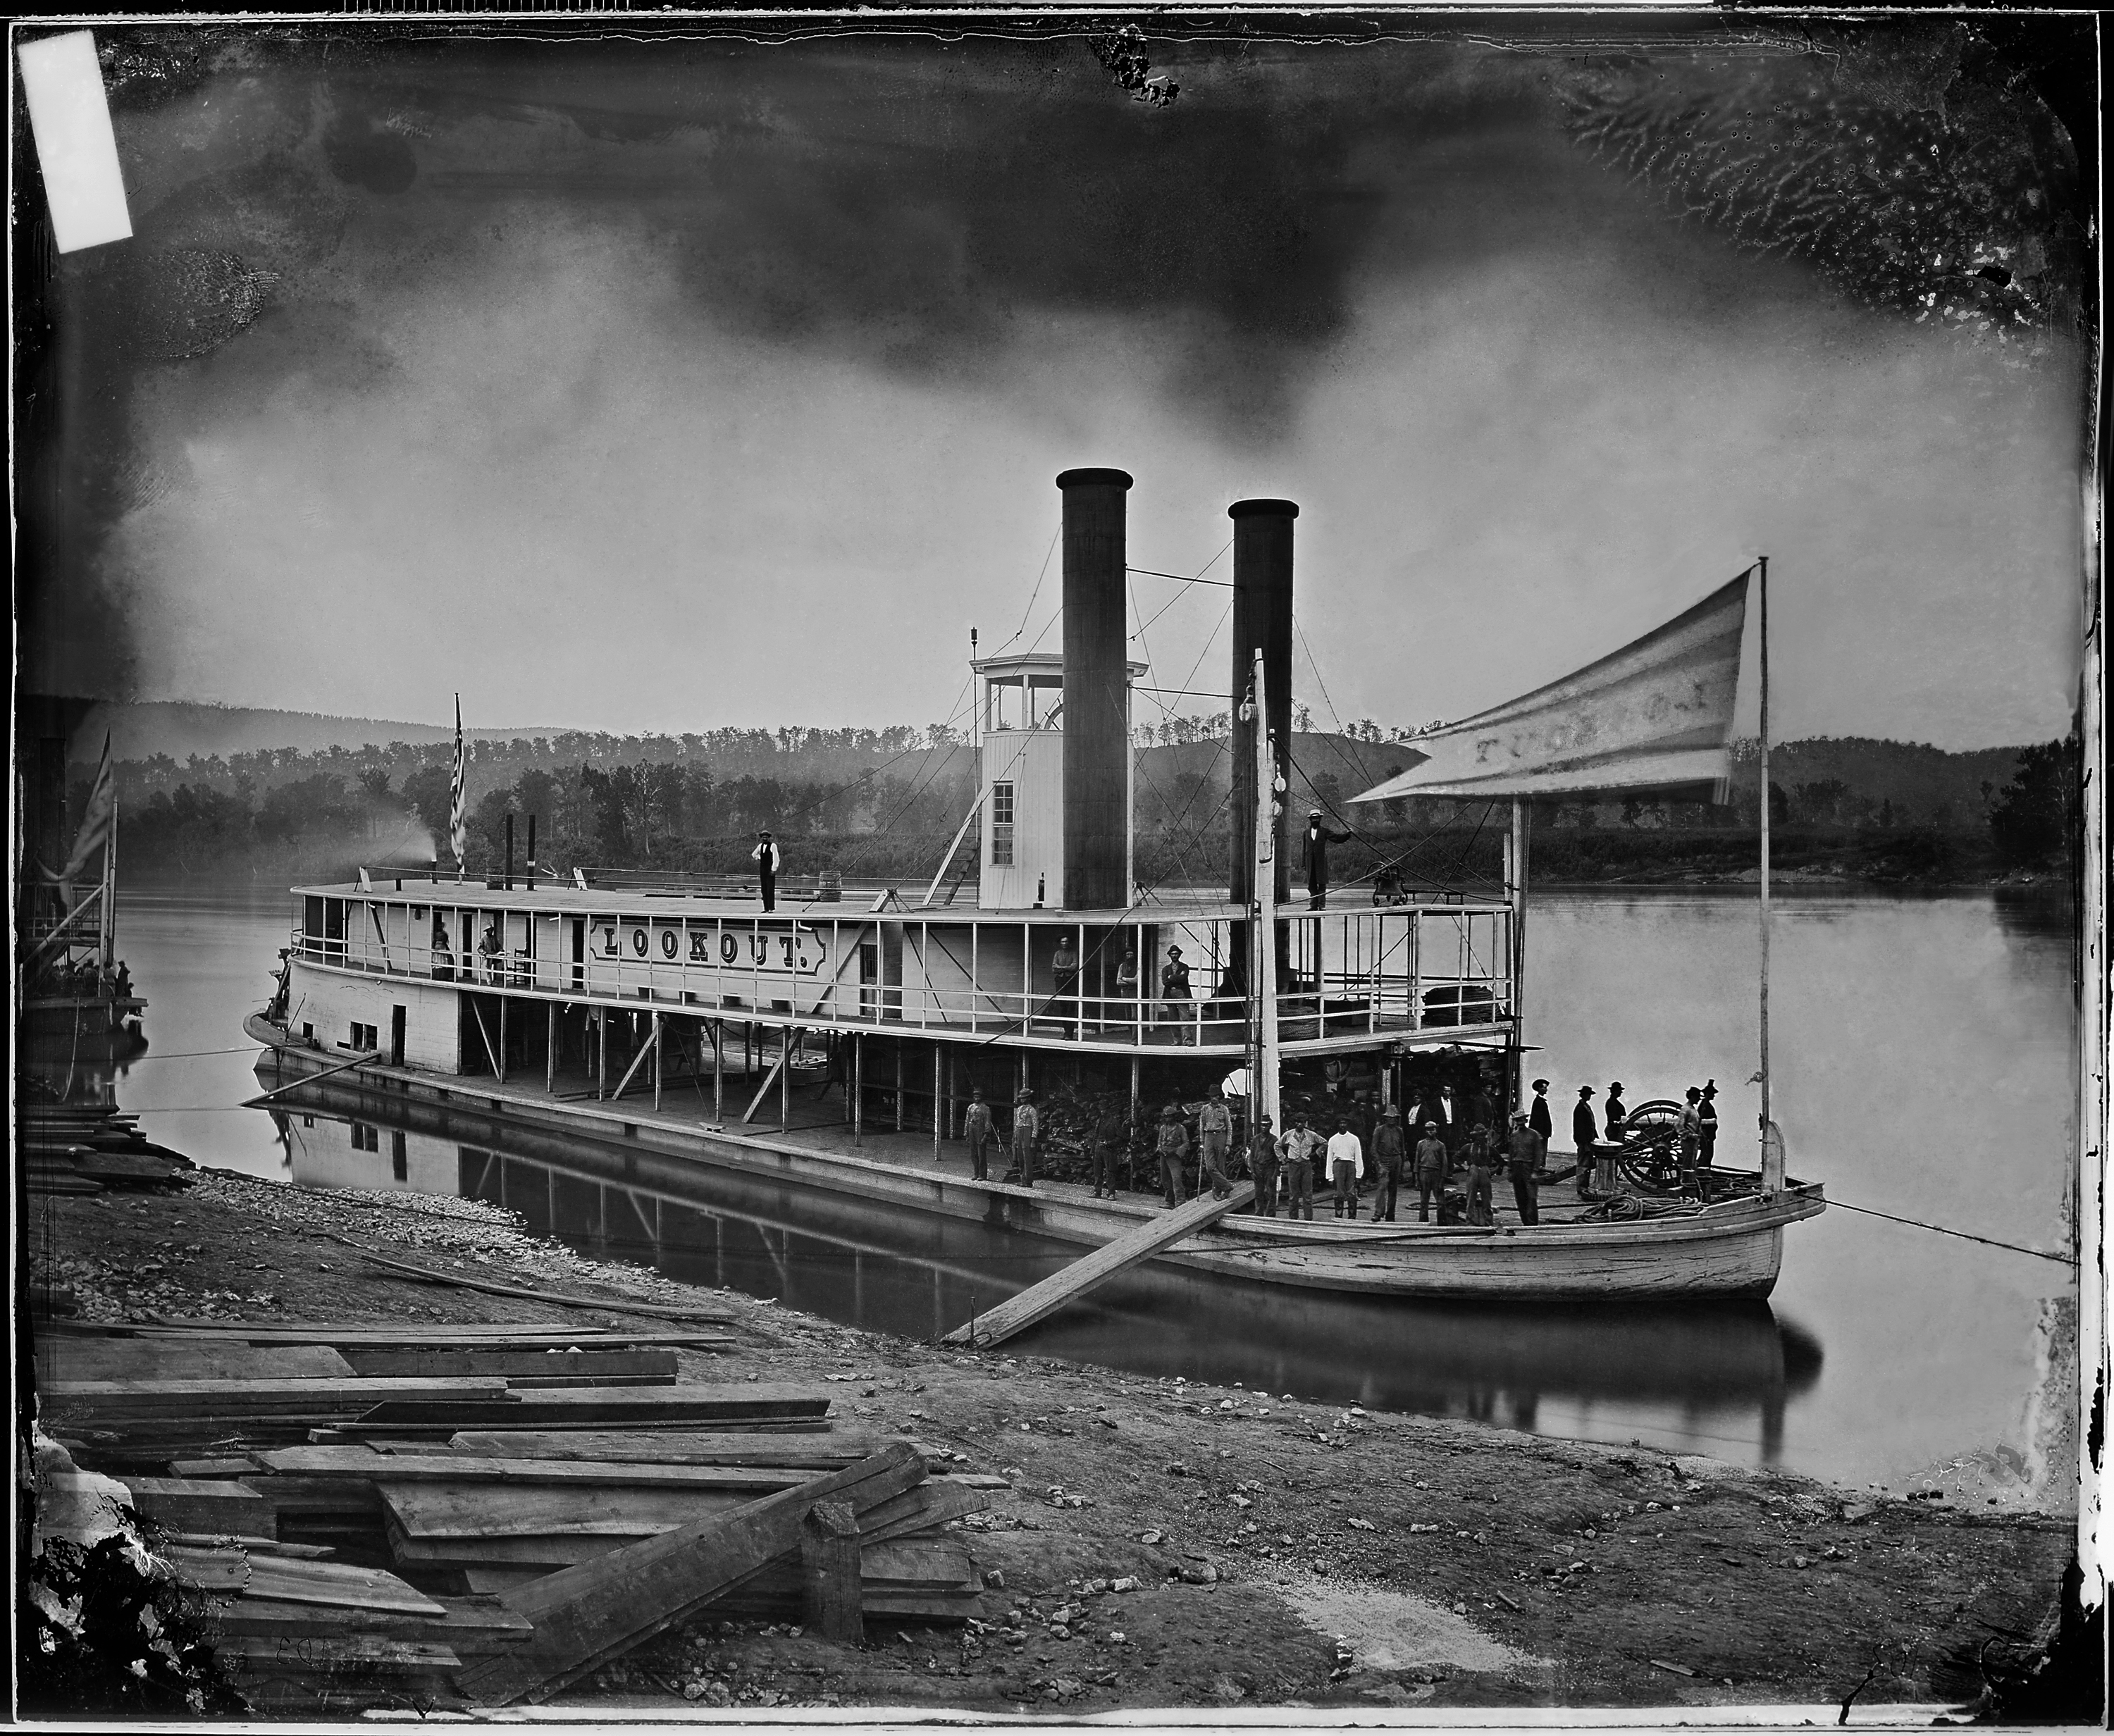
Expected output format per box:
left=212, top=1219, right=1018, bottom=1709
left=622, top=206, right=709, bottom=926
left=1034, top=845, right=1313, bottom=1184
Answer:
left=1278, top=1108, right=1324, bottom=1222
left=1371, top=1105, right=1407, bottom=1222
left=1154, top=1102, right=1190, bottom=1208
left=1572, top=1084, right=1600, bottom=1199
left=1010, top=1086, right=1040, bottom=1188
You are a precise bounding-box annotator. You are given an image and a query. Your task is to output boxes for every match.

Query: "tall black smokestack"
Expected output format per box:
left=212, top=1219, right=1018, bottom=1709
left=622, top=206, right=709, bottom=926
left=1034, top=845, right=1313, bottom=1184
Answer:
left=1057, top=467, right=1134, bottom=910
left=1229, top=500, right=1297, bottom=907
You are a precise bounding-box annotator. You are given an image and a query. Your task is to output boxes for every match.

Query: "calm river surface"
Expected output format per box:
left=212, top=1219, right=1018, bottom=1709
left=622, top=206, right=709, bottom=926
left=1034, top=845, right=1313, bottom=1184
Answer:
left=47, top=880, right=2078, bottom=1500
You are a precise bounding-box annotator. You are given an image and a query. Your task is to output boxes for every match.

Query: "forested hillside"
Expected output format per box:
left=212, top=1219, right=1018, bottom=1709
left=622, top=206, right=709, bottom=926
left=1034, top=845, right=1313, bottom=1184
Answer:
left=63, top=714, right=2070, bottom=891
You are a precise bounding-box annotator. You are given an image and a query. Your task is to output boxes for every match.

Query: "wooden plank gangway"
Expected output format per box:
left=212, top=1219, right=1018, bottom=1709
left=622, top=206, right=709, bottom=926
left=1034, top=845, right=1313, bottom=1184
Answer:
left=942, top=1180, right=1256, bottom=1348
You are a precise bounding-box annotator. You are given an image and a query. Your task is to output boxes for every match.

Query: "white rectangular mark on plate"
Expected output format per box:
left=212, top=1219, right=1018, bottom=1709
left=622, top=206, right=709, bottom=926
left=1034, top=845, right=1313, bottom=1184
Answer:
left=18, top=30, right=132, bottom=254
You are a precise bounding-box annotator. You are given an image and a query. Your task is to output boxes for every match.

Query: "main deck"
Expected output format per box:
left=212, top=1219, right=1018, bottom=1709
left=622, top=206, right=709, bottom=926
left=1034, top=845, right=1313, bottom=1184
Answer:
left=284, top=876, right=1516, bottom=1062
left=247, top=1018, right=1826, bottom=1302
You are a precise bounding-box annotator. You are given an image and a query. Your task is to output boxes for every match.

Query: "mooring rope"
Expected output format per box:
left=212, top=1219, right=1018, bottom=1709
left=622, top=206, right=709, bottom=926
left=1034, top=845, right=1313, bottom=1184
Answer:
left=1827, top=1197, right=2077, bottom=1267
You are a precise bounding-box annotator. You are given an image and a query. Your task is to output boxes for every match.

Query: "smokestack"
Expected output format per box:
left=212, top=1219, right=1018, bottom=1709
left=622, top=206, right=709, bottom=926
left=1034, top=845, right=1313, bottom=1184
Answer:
left=1057, top=467, right=1134, bottom=910
left=1229, top=500, right=1297, bottom=905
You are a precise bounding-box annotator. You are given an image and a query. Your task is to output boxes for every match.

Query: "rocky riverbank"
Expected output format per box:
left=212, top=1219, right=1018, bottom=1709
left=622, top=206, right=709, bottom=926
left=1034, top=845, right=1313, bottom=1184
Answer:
left=28, top=1170, right=2077, bottom=1718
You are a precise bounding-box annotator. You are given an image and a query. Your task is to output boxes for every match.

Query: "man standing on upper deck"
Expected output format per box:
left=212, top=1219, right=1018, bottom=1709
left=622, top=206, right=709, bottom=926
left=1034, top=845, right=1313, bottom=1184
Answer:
left=1371, top=1107, right=1407, bottom=1222
left=1197, top=1089, right=1234, bottom=1200
left=1051, top=933, right=1081, bottom=1036
left=962, top=1086, right=994, bottom=1182
left=1303, top=810, right=1354, bottom=912
left=752, top=831, right=782, bottom=912
left=1155, top=1104, right=1191, bottom=1208
left=1159, top=945, right=1192, bottom=1031
left=1010, top=1087, right=1040, bottom=1188
left=1326, top=1118, right=1365, bottom=1219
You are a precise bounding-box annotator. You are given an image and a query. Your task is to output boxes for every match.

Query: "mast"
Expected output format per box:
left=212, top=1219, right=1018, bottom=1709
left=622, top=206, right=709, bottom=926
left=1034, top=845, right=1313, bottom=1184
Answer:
left=1508, top=796, right=1528, bottom=1107
left=1757, top=555, right=1781, bottom=1193
left=103, top=796, right=118, bottom=976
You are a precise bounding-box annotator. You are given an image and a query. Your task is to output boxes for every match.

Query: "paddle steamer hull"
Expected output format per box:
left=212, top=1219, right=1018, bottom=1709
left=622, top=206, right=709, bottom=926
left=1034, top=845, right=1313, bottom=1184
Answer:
left=247, top=1013, right=1821, bottom=1302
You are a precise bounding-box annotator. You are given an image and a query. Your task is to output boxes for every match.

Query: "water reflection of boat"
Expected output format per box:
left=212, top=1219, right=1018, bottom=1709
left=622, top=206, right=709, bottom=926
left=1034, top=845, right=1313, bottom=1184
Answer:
left=272, top=1089, right=1821, bottom=1465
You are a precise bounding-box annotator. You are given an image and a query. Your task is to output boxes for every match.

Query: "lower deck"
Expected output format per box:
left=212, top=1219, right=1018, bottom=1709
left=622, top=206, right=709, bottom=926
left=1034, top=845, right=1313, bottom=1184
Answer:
left=249, top=1010, right=1824, bottom=1303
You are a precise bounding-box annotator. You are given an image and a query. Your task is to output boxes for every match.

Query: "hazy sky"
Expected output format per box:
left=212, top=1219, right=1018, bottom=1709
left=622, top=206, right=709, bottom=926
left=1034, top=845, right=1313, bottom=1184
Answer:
left=31, top=19, right=2090, bottom=749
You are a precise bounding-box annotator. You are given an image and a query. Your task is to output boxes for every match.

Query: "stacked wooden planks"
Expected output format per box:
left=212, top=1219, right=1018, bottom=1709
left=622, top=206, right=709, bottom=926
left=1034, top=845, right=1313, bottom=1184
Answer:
left=39, top=1316, right=993, bottom=1709
left=22, top=1104, right=194, bottom=1194
left=159, top=1540, right=532, bottom=1711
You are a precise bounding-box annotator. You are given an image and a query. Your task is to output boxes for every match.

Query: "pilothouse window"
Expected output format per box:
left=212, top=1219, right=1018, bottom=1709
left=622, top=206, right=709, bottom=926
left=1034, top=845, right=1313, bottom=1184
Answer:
left=990, top=781, right=1015, bottom=866
left=987, top=676, right=1063, bottom=732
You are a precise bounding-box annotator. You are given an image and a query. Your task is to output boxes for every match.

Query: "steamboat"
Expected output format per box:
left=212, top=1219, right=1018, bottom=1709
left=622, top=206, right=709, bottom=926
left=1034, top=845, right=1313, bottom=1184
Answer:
left=247, top=469, right=1823, bottom=1303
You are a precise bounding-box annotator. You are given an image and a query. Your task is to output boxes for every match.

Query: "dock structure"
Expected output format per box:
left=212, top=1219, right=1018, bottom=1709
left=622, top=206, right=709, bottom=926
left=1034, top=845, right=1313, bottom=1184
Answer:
left=941, top=1179, right=1256, bottom=1348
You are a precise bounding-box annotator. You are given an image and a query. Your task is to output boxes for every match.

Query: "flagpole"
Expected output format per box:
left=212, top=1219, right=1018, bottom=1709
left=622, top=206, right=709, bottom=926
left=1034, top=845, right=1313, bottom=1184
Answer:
left=1757, top=555, right=1778, bottom=1192
left=1509, top=796, right=1528, bottom=1112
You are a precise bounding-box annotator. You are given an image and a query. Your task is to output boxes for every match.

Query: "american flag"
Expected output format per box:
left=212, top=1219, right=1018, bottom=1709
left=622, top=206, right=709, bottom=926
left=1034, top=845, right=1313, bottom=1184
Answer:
left=450, top=694, right=467, bottom=874
left=56, top=733, right=115, bottom=885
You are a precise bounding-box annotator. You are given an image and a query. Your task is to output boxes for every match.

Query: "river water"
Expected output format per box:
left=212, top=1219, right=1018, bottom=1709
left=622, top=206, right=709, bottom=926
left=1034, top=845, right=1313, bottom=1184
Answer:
left=42, top=881, right=2079, bottom=1502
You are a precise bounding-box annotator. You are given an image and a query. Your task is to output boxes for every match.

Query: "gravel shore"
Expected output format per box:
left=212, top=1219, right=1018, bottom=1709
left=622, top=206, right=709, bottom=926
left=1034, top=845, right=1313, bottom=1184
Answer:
left=30, top=1170, right=2076, bottom=1716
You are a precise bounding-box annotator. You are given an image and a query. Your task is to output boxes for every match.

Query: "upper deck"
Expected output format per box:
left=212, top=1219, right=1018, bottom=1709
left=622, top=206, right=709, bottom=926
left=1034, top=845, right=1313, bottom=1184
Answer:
left=285, top=875, right=1516, bottom=1056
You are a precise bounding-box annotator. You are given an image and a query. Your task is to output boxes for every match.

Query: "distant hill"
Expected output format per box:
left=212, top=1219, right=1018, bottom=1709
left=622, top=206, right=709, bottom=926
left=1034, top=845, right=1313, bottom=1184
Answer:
left=75, top=702, right=576, bottom=765
left=1731, top=736, right=2029, bottom=824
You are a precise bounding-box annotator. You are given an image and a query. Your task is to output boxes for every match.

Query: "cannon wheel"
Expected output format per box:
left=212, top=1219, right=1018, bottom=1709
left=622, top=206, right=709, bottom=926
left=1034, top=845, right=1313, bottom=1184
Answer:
left=1617, top=1099, right=1686, bottom=1195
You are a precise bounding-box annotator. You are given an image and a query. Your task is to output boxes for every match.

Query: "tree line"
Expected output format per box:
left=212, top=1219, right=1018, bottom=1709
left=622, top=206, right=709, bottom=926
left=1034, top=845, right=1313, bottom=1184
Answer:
left=80, top=724, right=2077, bottom=888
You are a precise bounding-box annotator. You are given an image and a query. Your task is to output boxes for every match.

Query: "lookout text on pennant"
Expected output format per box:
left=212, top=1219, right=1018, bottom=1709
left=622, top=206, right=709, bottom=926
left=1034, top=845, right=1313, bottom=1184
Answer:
left=1352, top=570, right=1752, bottom=804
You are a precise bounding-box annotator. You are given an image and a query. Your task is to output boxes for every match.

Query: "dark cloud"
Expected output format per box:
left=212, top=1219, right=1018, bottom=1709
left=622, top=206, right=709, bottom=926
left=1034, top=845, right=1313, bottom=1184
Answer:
left=15, top=18, right=2087, bottom=711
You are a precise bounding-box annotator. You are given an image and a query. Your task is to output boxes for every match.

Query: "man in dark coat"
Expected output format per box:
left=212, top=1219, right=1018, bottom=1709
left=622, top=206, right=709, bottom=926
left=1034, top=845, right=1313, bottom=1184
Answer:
left=1154, top=1104, right=1190, bottom=1208
left=1089, top=1098, right=1127, bottom=1198
left=1371, top=1107, right=1407, bottom=1221
left=1303, top=810, right=1353, bottom=911
left=1418, top=1081, right=1462, bottom=1156
left=1528, top=1078, right=1553, bottom=1142
left=1414, top=1121, right=1449, bottom=1223
left=1246, top=1113, right=1280, bottom=1217
left=1506, top=1111, right=1544, bottom=1225
left=752, top=831, right=781, bottom=912
left=962, top=1086, right=994, bottom=1181
left=1571, top=1085, right=1600, bottom=1199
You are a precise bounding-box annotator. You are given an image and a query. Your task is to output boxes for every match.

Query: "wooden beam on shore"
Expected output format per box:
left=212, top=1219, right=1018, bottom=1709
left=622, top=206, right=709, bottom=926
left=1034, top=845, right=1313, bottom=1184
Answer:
left=353, top=1382, right=832, bottom=1430
left=346, top=1248, right=736, bottom=1323
left=941, top=1182, right=1256, bottom=1348
left=444, top=1430, right=894, bottom=1465
left=454, top=1442, right=924, bottom=1705
left=801, top=1499, right=864, bottom=1645
left=256, top=1446, right=826, bottom=1494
